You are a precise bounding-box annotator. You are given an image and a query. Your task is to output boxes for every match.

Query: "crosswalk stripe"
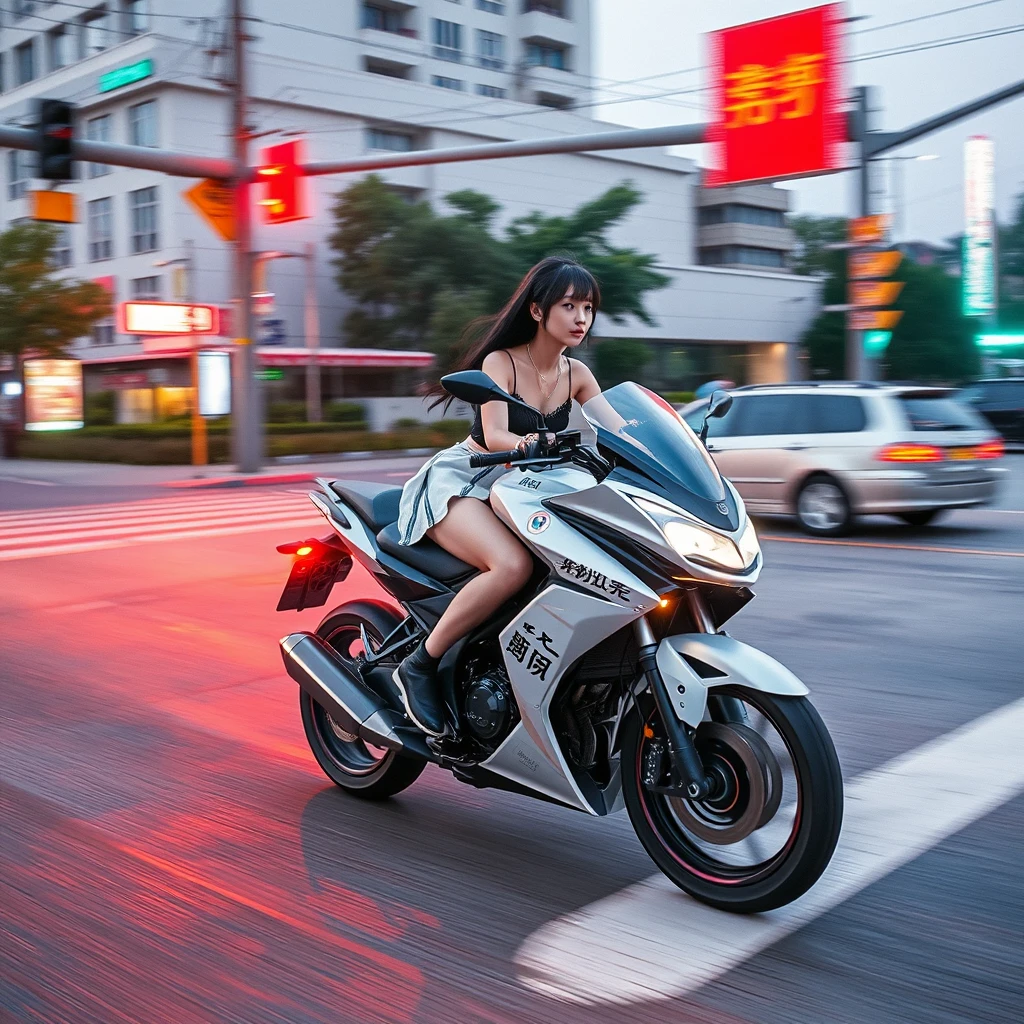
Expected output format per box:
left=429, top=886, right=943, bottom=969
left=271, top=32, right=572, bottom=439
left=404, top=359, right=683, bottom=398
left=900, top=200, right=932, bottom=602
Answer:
left=0, top=516, right=325, bottom=562
left=0, top=497, right=313, bottom=538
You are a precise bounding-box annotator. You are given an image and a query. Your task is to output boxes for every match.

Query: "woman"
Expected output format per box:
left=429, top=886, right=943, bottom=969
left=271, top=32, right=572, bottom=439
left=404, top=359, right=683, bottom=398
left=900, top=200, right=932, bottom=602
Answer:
left=393, top=256, right=603, bottom=737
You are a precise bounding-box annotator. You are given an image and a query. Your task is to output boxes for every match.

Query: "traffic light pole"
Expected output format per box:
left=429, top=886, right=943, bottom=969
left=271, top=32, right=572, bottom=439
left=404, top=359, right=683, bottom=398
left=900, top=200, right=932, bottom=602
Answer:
left=230, top=0, right=261, bottom=473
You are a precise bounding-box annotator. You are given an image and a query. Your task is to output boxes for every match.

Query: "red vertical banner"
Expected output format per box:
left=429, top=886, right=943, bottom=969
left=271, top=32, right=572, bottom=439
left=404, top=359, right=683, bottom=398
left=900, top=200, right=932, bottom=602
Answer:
left=706, top=3, right=846, bottom=186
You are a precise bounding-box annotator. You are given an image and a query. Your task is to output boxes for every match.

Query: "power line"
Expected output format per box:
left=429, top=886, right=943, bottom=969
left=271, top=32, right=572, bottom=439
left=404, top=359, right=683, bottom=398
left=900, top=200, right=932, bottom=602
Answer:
left=855, top=0, right=1009, bottom=35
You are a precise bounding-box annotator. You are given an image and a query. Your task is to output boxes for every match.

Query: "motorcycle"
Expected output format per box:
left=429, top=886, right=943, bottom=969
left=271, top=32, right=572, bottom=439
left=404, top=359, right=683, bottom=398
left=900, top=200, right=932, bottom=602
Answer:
left=276, top=374, right=843, bottom=913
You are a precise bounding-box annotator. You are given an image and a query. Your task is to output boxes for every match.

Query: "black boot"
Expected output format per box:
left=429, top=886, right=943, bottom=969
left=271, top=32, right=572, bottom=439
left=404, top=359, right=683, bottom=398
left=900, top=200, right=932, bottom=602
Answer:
left=393, top=641, right=446, bottom=737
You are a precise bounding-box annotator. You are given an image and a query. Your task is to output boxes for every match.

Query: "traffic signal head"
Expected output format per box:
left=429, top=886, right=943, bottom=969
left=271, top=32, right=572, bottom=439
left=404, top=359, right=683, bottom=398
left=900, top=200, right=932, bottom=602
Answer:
left=257, top=139, right=308, bottom=224
left=36, top=98, right=75, bottom=181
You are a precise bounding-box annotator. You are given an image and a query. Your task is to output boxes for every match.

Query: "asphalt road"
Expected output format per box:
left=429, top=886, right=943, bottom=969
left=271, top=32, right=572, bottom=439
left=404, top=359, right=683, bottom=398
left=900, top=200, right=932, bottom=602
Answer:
left=1, top=457, right=1022, bottom=1023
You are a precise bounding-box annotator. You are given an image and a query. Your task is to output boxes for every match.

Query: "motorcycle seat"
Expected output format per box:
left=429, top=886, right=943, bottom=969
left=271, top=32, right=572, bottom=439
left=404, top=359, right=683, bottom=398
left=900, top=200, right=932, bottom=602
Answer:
left=376, top=521, right=476, bottom=582
left=329, top=481, right=402, bottom=532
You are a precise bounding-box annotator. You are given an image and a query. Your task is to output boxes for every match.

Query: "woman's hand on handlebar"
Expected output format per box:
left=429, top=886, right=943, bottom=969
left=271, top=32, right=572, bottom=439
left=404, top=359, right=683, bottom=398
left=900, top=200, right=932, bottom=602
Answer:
left=515, top=432, right=555, bottom=458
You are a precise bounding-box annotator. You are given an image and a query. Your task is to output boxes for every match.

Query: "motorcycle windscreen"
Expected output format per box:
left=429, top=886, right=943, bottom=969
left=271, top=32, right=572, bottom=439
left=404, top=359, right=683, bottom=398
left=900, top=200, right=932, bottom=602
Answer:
left=582, top=383, right=738, bottom=531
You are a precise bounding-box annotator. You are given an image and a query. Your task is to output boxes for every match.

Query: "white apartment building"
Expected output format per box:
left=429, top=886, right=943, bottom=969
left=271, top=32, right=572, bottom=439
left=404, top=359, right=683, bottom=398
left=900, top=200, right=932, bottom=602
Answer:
left=0, top=0, right=820, bottom=422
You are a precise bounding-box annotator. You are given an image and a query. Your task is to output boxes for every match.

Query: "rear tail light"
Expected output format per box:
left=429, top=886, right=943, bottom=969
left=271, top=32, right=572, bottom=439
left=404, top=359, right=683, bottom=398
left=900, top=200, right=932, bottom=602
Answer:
left=875, top=443, right=945, bottom=463
left=974, top=439, right=1005, bottom=460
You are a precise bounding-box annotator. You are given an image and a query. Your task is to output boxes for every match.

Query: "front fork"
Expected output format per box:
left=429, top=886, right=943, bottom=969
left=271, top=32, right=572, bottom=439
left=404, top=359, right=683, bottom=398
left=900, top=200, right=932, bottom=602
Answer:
left=634, top=590, right=725, bottom=801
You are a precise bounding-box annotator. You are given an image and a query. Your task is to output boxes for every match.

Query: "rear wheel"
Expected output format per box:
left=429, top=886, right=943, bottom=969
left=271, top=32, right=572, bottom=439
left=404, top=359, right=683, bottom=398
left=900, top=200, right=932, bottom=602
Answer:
left=622, top=688, right=843, bottom=913
left=796, top=474, right=852, bottom=537
left=898, top=509, right=944, bottom=528
left=300, top=603, right=426, bottom=800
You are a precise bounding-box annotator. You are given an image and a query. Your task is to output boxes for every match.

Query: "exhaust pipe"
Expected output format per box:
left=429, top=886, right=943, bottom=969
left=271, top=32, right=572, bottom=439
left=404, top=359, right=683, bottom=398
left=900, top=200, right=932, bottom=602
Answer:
left=280, top=632, right=405, bottom=752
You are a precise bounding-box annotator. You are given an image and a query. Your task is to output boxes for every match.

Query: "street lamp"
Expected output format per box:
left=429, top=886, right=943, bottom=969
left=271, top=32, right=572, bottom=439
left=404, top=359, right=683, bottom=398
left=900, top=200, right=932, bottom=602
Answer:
left=888, top=154, right=939, bottom=243
left=254, top=244, right=321, bottom=423
left=153, top=242, right=208, bottom=469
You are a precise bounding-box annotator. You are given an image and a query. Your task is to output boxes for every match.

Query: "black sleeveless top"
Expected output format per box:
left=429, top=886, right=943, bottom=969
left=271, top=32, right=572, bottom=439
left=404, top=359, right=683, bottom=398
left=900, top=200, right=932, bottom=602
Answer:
left=469, top=351, right=573, bottom=447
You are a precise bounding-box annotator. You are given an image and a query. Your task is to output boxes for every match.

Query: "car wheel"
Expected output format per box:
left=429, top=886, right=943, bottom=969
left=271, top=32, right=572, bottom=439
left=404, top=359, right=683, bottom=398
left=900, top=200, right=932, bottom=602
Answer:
left=897, top=509, right=945, bottom=528
left=795, top=475, right=852, bottom=537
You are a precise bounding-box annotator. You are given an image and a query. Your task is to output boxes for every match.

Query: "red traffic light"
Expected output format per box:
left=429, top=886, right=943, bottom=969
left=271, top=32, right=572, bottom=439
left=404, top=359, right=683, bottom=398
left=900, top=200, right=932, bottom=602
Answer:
left=257, top=139, right=308, bottom=224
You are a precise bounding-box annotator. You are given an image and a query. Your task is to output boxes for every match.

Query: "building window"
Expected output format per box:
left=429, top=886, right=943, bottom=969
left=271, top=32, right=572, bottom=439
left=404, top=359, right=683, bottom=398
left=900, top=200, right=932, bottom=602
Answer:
left=525, top=42, right=567, bottom=70
left=129, top=185, right=158, bottom=253
left=7, top=150, right=34, bottom=200
left=525, top=0, right=569, bottom=16
left=86, top=114, right=112, bottom=178
left=475, top=83, right=506, bottom=98
left=476, top=29, right=504, bottom=69
left=88, top=197, right=114, bottom=261
left=48, top=26, right=75, bottom=71
left=432, top=19, right=462, bottom=62
left=700, top=245, right=785, bottom=269
left=432, top=75, right=464, bottom=91
left=92, top=321, right=115, bottom=346
left=364, top=58, right=410, bottom=79
left=50, top=224, right=73, bottom=268
left=130, top=275, right=160, bottom=299
left=476, top=0, right=505, bottom=12
left=123, top=0, right=149, bottom=36
left=128, top=99, right=158, bottom=147
left=366, top=128, right=415, bottom=152
left=82, top=7, right=114, bottom=56
left=15, top=40, right=36, bottom=85
left=361, top=3, right=404, bottom=33
left=699, top=204, right=785, bottom=228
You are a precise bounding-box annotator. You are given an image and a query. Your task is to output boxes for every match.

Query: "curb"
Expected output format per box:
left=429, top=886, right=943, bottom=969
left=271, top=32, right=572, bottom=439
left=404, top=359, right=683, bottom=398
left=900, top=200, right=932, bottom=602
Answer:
left=158, top=446, right=439, bottom=489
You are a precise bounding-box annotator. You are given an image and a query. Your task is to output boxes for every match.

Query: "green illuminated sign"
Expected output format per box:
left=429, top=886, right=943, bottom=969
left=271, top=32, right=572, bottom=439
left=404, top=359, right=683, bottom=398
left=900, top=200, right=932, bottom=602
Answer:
left=98, top=58, right=154, bottom=94
left=864, top=330, right=892, bottom=355
left=976, top=334, right=1024, bottom=349
left=255, top=368, right=284, bottom=381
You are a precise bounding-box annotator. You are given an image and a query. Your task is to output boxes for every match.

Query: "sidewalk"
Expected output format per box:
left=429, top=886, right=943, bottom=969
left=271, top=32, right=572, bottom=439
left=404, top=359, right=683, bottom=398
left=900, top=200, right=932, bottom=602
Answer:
left=0, top=448, right=434, bottom=490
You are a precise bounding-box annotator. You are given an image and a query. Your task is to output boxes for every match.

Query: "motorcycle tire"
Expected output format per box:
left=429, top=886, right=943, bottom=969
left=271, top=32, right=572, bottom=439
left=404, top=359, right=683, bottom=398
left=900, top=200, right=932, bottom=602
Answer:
left=622, top=688, right=843, bottom=913
left=300, top=601, right=426, bottom=800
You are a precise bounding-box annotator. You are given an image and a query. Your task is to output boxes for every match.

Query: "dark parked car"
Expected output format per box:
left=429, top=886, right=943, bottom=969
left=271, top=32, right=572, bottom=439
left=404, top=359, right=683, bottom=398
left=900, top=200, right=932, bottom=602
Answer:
left=957, top=379, right=1024, bottom=443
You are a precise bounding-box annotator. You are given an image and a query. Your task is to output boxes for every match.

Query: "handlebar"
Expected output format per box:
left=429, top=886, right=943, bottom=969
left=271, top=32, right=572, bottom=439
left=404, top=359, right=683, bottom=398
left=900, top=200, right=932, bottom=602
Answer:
left=469, top=449, right=521, bottom=468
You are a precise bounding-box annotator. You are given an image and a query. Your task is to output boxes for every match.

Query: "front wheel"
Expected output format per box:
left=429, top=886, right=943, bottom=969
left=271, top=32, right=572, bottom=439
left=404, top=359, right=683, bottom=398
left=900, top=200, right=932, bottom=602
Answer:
left=300, top=604, right=426, bottom=800
left=622, top=688, right=843, bottom=913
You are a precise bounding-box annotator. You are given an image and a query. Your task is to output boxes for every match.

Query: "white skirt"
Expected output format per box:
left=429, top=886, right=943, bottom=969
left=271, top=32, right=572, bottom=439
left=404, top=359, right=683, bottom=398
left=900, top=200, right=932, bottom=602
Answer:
left=396, top=440, right=508, bottom=546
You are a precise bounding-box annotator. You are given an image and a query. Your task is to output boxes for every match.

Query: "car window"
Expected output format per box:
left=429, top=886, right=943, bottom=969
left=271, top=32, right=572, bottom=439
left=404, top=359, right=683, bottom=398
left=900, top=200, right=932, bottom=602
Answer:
left=727, top=394, right=814, bottom=436
left=899, top=396, right=989, bottom=431
left=805, top=394, right=866, bottom=433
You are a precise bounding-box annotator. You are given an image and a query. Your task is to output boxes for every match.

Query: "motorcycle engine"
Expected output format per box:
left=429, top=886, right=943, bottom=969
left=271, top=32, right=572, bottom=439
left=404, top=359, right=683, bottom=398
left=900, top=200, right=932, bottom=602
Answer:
left=463, top=671, right=514, bottom=744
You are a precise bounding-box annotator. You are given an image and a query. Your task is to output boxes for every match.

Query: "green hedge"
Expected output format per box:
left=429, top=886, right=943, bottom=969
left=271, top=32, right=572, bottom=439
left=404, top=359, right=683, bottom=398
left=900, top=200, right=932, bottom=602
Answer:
left=18, top=419, right=473, bottom=465
left=662, top=391, right=696, bottom=406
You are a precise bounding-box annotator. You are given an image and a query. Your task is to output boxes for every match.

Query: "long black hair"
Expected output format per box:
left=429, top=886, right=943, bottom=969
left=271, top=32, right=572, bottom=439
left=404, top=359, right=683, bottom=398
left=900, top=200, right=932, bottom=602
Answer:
left=426, top=255, right=601, bottom=408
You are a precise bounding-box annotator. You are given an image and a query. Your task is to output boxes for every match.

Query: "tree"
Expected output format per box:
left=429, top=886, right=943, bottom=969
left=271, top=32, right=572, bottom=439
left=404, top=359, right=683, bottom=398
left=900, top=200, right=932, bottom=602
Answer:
left=0, top=222, right=111, bottom=359
left=787, top=214, right=847, bottom=276
left=593, top=338, right=651, bottom=388
left=329, top=176, right=669, bottom=368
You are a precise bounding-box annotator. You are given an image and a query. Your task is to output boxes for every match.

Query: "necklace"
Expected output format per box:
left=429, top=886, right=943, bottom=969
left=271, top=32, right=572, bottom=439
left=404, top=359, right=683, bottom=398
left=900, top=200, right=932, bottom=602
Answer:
left=527, top=343, right=562, bottom=402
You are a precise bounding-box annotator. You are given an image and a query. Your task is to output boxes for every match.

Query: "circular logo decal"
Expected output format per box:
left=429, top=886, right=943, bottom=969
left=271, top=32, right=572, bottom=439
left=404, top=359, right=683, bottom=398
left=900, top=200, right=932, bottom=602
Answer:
left=527, top=512, right=550, bottom=534
left=717, top=501, right=730, bottom=515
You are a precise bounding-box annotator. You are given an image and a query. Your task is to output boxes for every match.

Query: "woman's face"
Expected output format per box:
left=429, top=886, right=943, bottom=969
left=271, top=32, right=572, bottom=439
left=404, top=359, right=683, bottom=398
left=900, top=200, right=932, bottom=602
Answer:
left=533, top=290, right=595, bottom=349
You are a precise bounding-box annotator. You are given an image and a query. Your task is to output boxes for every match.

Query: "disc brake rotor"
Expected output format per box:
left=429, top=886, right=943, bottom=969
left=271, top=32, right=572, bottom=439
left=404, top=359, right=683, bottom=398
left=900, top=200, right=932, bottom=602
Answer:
left=667, top=721, right=783, bottom=845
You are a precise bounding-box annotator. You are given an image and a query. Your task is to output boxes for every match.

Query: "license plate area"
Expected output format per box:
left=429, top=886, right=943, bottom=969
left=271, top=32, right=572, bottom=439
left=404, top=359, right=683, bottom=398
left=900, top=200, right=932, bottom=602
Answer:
left=948, top=447, right=976, bottom=461
left=276, top=539, right=353, bottom=612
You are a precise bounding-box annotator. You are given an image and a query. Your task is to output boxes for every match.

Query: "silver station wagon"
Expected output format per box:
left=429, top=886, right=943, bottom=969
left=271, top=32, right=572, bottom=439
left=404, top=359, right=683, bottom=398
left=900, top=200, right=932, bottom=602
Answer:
left=681, top=383, right=1006, bottom=536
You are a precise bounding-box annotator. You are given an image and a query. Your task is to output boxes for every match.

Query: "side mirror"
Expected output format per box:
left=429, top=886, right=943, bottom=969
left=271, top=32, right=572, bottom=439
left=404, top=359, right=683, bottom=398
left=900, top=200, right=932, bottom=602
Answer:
left=441, top=370, right=545, bottom=429
left=699, top=389, right=733, bottom=445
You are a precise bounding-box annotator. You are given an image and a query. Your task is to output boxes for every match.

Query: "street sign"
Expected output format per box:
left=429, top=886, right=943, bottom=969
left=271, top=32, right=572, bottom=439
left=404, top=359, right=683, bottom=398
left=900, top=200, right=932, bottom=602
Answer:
left=850, top=281, right=904, bottom=307
left=259, top=318, right=286, bottom=344
left=849, top=310, right=903, bottom=331
left=848, top=215, right=889, bottom=244
left=256, top=368, right=284, bottom=381
left=863, top=330, right=893, bottom=354
left=31, top=190, right=76, bottom=223
left=706, top=3, right=845, bottom=186
left=184, top=179, right=235, bottom=242
left=849, top=250, right=902, bottom=279
left=253, top=291, right=275, bottom=317
left=198, top=351, right=232, bottom=417
left=99, top=58, right=154, bottom=94
left=963, top=136, right=995, bottom=317
left=119, top=301, right=220, bottom=336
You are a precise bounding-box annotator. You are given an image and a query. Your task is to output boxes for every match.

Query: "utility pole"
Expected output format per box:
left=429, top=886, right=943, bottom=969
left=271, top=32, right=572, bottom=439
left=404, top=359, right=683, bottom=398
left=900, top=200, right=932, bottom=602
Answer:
left=848, top=85, right=872, bottom=383
left=230, top=0, right=260, bottom=472
left=304, top=241, right=321, bottom=423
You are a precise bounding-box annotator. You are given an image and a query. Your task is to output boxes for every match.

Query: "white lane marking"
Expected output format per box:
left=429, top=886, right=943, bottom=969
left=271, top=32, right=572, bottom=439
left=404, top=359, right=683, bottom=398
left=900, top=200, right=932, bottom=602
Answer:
left=515, top=696, right=1024, bottom=1005
left=0, top=516, right=322, bottom=562
left=0, top=498, right=311, bottom=541
left=0, top=492, right=310, bottom=527
left=0, top=474, right=57, bottom=486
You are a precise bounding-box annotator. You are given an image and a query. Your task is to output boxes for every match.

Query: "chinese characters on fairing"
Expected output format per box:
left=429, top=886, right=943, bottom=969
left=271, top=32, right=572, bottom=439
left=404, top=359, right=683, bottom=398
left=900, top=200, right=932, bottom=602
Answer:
left=558, top=558, right=633, bottom=601
left=505, top=621, right=561, bottom=681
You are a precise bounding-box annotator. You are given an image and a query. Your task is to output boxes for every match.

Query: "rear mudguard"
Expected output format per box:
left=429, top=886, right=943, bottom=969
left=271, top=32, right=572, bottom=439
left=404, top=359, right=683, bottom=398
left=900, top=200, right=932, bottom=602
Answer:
left=655, top=632, right=809, bottom=728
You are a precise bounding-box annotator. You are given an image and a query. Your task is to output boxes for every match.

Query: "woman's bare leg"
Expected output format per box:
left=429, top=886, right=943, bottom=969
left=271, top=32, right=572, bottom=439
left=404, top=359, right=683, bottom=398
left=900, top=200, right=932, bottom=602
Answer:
left=422, top=497, right=533, bottom=657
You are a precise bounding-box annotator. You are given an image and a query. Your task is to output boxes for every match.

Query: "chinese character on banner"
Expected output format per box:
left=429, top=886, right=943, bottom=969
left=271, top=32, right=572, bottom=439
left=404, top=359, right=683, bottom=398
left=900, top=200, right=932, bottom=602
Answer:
left=707, top=4, right=845, bottom=186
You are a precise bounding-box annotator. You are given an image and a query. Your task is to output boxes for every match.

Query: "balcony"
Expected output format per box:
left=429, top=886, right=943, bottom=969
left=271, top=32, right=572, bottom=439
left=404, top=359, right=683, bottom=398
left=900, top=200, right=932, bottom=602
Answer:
left=360, top=24, right=422, bottom=62
left=520, top=9, right=578, bottom=48
left=522, top=62, right=582, bottom=108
